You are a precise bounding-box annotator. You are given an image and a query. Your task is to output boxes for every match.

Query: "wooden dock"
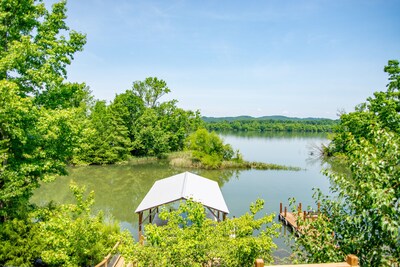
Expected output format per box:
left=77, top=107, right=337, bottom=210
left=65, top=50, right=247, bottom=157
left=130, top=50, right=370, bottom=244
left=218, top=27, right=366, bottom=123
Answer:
left=255, top=255, right=359, bottom=267
left=278, top=202, right=319, bottom=235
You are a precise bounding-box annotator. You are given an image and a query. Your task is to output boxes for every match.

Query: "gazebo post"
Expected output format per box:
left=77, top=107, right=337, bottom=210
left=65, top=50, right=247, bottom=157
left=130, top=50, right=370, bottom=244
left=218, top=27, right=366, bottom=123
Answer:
left=138, top=211, right=143, bottom=244
left=223, top=212, right=227, bottom=221
left=149, top=208, right=152, bottom=224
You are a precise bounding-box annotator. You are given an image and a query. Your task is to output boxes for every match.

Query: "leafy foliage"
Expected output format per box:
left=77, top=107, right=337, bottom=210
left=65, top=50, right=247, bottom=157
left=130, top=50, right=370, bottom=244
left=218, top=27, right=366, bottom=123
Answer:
left=291, top=60, right=400, bottom=266
left=72, top=100, right=132, bottom=164
left=131, top=77, right=170, bottom=108
left=185, top=128, right=238, bottom=169
left=0, top=0, right=87, bottom=220
left=327, top=60, right=400, bottom=156
left=205, top=117, right=336, bottom=133
left=72, top=78, right=203, bottom=163
left=0, top=182, right=122, bottom=267
left=121, top=199, right=278, bottom=266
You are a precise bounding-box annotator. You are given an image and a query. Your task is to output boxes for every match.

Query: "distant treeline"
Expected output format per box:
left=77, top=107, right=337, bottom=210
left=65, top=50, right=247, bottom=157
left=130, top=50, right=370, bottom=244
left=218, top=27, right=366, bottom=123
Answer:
left=203, top=116, right=338, bottom=132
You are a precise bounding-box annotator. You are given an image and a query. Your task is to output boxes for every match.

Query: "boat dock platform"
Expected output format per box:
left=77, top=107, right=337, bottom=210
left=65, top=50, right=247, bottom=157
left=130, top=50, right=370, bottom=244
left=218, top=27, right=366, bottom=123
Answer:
left=278, top=202, right=319, bottom=235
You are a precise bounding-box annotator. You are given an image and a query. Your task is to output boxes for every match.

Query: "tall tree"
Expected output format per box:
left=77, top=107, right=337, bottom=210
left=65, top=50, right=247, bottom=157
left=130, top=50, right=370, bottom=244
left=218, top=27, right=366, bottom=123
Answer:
left=0, top=0, right=86, bottom=220
left=131, top=77, right=170, bottom=108
left=292, top=60, right=400, bottom=266
left=327, top=60, right=400, bottom=156
left=109, top=90, right=145, bottom=141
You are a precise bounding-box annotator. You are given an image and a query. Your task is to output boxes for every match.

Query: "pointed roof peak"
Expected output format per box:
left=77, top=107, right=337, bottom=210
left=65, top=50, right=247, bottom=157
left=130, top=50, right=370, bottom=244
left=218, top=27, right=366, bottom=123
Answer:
left=135, top=172, right=229, bottom=214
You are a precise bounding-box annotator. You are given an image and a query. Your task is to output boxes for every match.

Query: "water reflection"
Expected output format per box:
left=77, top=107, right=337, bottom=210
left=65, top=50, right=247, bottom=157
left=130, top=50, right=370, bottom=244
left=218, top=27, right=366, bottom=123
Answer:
left=31, top=132, right=331, bottom=253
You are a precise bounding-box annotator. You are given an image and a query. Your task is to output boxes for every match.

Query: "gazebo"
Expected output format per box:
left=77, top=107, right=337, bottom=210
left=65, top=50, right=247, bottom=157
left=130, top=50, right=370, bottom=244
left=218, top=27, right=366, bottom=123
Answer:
left=135, top=171, right=229, bottom=239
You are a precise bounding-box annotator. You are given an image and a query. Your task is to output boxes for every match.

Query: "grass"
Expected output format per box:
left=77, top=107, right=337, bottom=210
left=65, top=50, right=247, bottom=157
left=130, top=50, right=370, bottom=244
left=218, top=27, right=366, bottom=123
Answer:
left=167, top=151, right=301, bottom=171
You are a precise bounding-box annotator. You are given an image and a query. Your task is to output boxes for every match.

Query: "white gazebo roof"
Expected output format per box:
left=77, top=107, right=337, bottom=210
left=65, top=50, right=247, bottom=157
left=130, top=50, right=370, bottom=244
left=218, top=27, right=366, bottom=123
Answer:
left=135, top=171, right=229, bottom=214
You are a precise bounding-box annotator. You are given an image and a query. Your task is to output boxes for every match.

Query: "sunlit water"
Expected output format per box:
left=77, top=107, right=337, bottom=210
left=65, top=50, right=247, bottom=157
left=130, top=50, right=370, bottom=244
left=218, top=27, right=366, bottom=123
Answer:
left=31, top=132, right=331, bottom=260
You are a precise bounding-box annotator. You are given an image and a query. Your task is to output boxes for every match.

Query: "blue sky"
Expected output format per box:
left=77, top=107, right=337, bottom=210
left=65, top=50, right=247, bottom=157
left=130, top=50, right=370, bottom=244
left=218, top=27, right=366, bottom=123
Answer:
left=46, top=0, right=399, bottom=118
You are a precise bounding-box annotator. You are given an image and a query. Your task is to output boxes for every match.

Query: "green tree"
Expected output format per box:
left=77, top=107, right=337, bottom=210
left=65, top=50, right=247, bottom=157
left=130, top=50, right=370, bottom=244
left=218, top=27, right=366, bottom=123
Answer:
left=131, top=108, right=171, bottom=157
left=292, top=127, right=399, bottom=266
left=0, top=182, right=123, bottom=266
left=131, top=77, right=170, bottom=108
left=0, top=81, right=81, bottom=220
left=109, top=90, right=145, bottom=141
left=0, top=0, right=85, bottom=96
left=73, top=100, right=131, bottom=164
left=127, top=78, right=202, bottom=157
left=122, top=199, right=278, bottom=266
left=0, top=2, right=130, bottom=266
left=328, top=60, right=400, bottom=155
left=0, top=0, right=86, bottom=220
left=185, top=128, right=235, bottom=169
left=292, top=60, right=400, bottom=266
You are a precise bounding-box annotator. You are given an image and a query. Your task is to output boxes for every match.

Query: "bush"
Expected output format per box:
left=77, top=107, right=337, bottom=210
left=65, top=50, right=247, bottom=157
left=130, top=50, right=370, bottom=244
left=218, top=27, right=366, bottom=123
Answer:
left=185, top=129, right=236, bottom=169
left=122, top=199, right=279, bottom=266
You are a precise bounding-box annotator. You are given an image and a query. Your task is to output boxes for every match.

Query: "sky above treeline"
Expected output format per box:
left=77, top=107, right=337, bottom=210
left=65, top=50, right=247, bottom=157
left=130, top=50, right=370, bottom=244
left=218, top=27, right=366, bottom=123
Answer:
left=45, top=0, right=399, bottom=119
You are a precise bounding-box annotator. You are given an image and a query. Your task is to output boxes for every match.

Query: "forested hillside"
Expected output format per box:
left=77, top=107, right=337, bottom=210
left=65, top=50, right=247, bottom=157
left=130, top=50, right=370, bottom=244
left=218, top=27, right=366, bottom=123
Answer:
left=203, top=116, right=337, bottom=132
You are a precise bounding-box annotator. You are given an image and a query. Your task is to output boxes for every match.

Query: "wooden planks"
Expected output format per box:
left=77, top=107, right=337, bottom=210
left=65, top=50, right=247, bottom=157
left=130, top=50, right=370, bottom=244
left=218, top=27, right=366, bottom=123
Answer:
left=255, top=255, right=359, bottom=267
left=278, top=202, right=320, bottom=235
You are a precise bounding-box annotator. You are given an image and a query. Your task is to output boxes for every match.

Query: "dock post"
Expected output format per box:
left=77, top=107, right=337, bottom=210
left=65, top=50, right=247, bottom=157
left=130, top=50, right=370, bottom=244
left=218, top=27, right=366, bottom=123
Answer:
left=280, top=202, right=282, bottom=214
left=303, top=210, right=306, bottom=220
left=284, top=207, right=287, bottom=218
left=255, top=258, right=264, bottom=267
left=346, top=254, right=359, bottom=266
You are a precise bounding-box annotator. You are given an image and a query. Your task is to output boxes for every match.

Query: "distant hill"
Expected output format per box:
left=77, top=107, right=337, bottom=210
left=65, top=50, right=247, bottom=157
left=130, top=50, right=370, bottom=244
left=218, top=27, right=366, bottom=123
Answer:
left=202, top=115, right=337, bottom=133
left=202, top=115, right=336, bottom=122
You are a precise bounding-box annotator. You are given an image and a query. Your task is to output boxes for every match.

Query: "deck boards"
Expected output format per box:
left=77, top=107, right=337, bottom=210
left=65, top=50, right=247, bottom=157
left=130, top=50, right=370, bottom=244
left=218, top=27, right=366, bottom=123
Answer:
left=278, top=202, right=320, bottom=235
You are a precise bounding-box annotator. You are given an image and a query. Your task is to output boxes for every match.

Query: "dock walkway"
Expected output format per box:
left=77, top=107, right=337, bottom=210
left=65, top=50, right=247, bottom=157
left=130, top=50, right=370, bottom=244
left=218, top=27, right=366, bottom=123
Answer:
left=278, top=202, right=319, bottom=235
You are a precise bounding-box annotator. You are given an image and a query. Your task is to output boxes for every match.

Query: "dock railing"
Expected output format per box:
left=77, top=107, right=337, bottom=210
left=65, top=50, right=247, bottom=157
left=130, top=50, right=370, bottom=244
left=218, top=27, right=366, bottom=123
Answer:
left=255, top=255, right=359, bottom=267
left=94, top=241, right=121, bottom=267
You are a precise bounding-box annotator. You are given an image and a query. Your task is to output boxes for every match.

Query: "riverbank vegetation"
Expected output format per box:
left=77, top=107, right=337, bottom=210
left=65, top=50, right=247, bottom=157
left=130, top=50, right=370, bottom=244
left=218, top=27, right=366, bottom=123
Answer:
left=289, top=60, right=400, bottom=266
left=204, top=116, right=337, bottom=133
left=70, top=76, right=203, bottom=165
left=0, top=183, right=121, bottom=266
left=169, top=129, right=301, bottom=170
left=120, top=199, right=279, bottom=267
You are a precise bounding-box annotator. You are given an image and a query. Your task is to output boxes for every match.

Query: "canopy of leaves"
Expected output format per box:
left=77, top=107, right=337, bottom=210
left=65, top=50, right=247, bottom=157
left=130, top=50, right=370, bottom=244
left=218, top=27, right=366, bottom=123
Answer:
left=185, top=128, right=237, bottom=169
left=73, top=78, right=203, bottom=163
left=328, top=60, right=400, bottom=156
left=205, top=118, right=337, bottom=133
left=291, top=60, right=400, bottom=266
left=0, top=0, right=87, bottom=220
left=0, top=182, right=122, bottom=267
left=121, top=199, right=279, bottom=267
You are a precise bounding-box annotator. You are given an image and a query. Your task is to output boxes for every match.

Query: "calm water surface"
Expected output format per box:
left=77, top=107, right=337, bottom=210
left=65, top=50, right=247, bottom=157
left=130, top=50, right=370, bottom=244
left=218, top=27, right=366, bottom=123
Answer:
left=32, top=132, right=331, bottom=258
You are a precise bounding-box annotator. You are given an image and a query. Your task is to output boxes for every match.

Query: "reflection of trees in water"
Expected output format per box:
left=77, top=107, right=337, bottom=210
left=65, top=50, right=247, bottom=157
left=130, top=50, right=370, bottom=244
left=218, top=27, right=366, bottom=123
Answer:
left=32, top=162, right=240, bottom=224
left=219, top=131, right=328, bottom=140
left=305, top=141, right=330, bottom=167
left=196, top=169, right=241, bottom=187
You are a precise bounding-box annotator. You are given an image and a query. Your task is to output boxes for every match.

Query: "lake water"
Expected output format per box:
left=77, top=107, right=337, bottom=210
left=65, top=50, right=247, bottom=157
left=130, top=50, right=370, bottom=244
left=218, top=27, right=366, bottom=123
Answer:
left=31, top=132, right=331, bottom=259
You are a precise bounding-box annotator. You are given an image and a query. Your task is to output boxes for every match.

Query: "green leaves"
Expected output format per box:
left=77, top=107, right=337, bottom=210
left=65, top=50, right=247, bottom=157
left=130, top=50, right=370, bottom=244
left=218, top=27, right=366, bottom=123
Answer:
left=132, top=77, right=170, bottom=108
left=72, top=78, right=203, bottom=163
left=124, top=199, right=278, bottom=266
left=0, top=182, right=123, bottom=266
left=295, top=60, right=400, bottom=266
left=185, top=128, right=236, bottom=169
